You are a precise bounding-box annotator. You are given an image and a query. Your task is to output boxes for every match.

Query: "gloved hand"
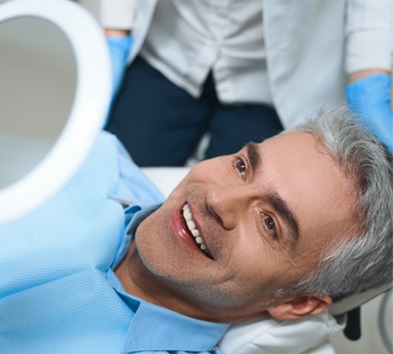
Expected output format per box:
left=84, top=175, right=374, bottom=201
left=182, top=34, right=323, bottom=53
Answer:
left=346, top=73, right=393, bottom=154
left=106, top=35, right=133, bottom=99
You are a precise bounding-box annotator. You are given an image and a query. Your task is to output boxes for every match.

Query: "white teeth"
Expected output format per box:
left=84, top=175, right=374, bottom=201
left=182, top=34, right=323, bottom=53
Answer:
left=182, top=203, right=209, bottom=256
left=184, top=210, right=192, bottom=221
left=183, top=203, right=190, bottom=211
left=186, top=220, right=195, bottom=230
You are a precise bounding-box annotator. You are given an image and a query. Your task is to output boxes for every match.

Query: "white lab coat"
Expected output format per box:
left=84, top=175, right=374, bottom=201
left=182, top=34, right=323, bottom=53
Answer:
left=100, top=0, right=392, bottom=128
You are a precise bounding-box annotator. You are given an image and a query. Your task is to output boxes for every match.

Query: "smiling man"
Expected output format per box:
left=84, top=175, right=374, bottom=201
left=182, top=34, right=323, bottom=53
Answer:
left=1, top=108, right=392, bottom=353
left=115, top=107, right=392, bottom=327
left=116, top=126, right=360, bottom=324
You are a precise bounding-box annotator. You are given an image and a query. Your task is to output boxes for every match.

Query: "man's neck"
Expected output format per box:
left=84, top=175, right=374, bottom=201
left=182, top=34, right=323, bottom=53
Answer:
left=113, top=206, right=215, bottom=320
left=114, top=241, right=210, bottom=319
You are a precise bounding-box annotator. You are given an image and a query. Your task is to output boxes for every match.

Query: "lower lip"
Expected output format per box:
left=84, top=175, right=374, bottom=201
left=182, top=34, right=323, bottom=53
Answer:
left=170, top=209, right=201, bottom=253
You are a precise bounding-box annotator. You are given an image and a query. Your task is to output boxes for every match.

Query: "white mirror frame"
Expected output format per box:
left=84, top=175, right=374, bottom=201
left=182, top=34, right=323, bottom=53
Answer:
left=0, top=0, right=111, bottom=223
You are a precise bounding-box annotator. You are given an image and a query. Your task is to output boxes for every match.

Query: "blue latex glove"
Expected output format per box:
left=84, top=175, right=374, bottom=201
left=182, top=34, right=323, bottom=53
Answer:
left=346, top=73, right=393, bottom=154
left=106, top=35, right=133, bottom=99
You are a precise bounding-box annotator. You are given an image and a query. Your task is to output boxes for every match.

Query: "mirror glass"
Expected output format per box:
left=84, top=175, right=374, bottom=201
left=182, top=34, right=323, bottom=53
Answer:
left=0, top=16, right=77, bottom=189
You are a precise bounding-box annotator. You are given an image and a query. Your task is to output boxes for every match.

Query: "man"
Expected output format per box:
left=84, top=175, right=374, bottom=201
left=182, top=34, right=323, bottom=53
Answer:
left=0, top=108, right=392, bottom=353
left=115, top=107, right=392, bottom=323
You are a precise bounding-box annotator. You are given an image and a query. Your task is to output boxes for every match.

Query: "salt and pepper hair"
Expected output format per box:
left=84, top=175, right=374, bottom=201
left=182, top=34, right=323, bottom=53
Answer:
left=276, top=107, right=393, bottom=301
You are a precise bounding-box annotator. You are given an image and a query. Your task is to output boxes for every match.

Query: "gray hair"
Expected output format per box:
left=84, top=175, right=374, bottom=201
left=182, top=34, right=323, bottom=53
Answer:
left=276, top=107, right=393, bottom=302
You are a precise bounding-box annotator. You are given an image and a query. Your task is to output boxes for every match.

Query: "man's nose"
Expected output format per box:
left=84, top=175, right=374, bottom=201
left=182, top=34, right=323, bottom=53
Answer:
left=205, top=186, right=248, bottom=230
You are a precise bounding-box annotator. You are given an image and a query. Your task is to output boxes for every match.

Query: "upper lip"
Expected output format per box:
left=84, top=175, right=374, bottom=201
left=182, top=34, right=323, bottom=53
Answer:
left=183, top=202, right=214, bottom=260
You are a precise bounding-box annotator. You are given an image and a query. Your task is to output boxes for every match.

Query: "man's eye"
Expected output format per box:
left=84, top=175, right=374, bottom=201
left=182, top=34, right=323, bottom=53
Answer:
left=263, top=214, right=277, bottom=238
left=235, top=157, right=247, bottom=177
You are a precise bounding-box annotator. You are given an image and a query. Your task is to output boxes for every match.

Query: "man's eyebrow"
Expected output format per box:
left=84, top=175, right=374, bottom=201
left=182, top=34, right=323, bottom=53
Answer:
left=246, top=142, right=262, bottom=174
left=268, top=192, right=300, bottom=246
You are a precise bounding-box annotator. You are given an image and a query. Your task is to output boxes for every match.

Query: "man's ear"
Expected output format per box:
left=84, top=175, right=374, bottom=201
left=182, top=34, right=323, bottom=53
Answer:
left=266, top=294, right=333, bottom=321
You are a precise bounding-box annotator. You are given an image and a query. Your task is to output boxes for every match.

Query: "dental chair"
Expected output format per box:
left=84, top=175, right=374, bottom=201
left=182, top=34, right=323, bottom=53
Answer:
left=0, top=1, right=391, bottom=353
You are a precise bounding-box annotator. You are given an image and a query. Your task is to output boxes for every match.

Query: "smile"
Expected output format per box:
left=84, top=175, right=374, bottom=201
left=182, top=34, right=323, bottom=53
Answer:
left=182, top=203, right=212, bottom=259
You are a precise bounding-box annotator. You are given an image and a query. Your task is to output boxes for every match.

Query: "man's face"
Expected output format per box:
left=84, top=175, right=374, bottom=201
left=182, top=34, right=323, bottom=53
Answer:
left=133, top=132, right=357, bottom=321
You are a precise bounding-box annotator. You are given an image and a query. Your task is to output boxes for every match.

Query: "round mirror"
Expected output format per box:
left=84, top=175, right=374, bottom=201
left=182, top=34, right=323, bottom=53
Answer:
left=0, top=16, right=76, bottom=189
left=0, top=0, right=111, bottom=222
